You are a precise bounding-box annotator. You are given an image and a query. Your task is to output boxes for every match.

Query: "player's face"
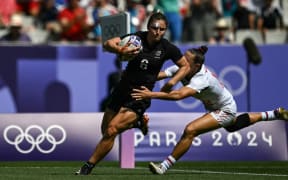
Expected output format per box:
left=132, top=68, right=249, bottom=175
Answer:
left=148, top=20, right=167, bottom=42
left=184, top=51, right=201, bottom=74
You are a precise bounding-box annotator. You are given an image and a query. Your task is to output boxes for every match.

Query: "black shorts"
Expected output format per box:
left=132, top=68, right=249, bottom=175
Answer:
left=106, top=78, right=152, bottom=117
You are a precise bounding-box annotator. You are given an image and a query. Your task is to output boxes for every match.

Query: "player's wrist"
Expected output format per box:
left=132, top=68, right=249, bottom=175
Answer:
left=118, top=46, right=126, bottom=55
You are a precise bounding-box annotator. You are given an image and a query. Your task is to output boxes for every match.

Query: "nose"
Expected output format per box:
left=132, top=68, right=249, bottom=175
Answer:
left=155, top=28, right=161, bottom=32
left=155, top=29, right=161, bottom=34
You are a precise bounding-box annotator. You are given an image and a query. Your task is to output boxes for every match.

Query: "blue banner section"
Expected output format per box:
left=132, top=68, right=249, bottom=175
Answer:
left=0, top=44, right=287, bottom=113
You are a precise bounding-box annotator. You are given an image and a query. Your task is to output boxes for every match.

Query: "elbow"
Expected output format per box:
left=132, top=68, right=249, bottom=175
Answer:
left=103, top=40, right=109, bottom=50
left=103, top=39, right=113, bottom=49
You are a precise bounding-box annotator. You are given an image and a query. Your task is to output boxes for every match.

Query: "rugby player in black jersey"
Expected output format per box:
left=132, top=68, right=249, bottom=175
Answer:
left=75, top=12, right=190, bottom=175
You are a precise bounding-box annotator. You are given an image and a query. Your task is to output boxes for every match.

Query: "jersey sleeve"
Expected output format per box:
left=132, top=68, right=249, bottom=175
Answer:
left=186, top=73, right=209, bottom=93
left=164, top=40, right=183, bottom=62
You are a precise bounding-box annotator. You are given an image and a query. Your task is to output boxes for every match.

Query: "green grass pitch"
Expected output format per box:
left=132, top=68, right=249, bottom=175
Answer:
left=0, top=161, right=288, bottom=180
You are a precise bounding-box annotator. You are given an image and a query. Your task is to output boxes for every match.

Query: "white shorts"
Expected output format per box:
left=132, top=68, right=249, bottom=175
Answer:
left=210, top=110, right=236, bottom=127
left=210, top=102, right=237, bottom=127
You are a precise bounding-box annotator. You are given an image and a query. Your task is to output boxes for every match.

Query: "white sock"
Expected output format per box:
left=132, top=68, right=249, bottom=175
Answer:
left=261, top=110, right=276, bottom=121
left=161, top=155, right=176, bottom=171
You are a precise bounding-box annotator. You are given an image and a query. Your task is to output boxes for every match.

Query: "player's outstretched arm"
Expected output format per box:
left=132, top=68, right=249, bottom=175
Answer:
left=160, top=56, right=189, bottom=92
left=157, top=71, right=168, bottom=80
left=132, top=86, right=196, bottom=101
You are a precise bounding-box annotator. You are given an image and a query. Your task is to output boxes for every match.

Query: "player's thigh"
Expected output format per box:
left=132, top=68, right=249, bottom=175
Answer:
left=186, top=113, right=220, bottom=135
left=101, top=108, right=117, bottom=134
left=110, top=107, right=138, bottom=132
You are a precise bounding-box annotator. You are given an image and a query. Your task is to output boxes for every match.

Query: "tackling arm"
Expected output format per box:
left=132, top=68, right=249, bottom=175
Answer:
left=160, top=56, right=190, bottom=92
left=157, top=71, right=168, bottom=80
left=132, top=86, right=197, bottom=101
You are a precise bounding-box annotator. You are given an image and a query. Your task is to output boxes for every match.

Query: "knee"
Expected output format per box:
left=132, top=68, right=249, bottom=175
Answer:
left=103, top=124, right=118, bottom=138
left=182, top=124, right=198, bottom=139
left=101, top=124, right=106, bottom=135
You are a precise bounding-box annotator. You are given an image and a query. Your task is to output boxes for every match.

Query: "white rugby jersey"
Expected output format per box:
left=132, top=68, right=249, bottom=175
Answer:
left=164, top=65, right=237, bottom=112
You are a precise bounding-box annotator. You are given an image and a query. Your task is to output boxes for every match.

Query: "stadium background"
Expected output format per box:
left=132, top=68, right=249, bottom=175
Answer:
left=0, top=44, right=287, bottom=163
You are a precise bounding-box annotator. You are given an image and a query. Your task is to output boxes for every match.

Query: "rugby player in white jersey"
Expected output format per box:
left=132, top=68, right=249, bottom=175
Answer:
left=132, top=45, right=288, bottom=175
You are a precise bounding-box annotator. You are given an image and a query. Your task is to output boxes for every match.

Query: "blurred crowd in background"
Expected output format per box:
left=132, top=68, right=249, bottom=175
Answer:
left=0, top=0, right=287, bottom=45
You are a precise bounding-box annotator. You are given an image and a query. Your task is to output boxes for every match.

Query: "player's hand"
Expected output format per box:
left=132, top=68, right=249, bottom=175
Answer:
left=131, top=86, right=151, bottom=100
left=119, top=42, right=141, bottom=56
left=143, top=113, right=149, bottom=122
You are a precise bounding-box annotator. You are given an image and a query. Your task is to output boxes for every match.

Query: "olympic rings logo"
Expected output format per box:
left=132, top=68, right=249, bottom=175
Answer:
left=3, top=125, right=66, bottom=154
left=102, top=24, right=121, bottom=38
left=158, top=65, right=247, bottom=110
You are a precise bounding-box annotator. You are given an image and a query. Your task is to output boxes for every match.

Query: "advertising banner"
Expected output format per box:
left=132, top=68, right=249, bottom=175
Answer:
left=135, top=113, right=288, bottom=161
left=0, top=113, right=119, bottom=161
left=1, top=113, right=287, bottom=162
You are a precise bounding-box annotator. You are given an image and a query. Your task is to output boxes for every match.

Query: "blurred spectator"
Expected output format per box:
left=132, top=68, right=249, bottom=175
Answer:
left=55, top=0, right=67, bottom=10
left=181, top=0, right=192, bottom=42
left=209, top=18, right=232, bottom=44
left=16, top=0, right=41, bottom=18
left=79, top=0, right=93, bottom=8
left=182, top=0, right=204, bottom=42
left=184, top=0, right=221, bottom=42
left=204, top=0, right=222, bottom=40
left=140, top=0, right=155, bottom=31
left=0, top=13, right=31, bottom=43
left=0, top=0, right=18, bottom=28
left=257, top=0, right=284, bottom=42
left=35, top=0, right=61, bottom=41
left=248, top=0, right=265, bottom=15
left=221, top=0, right=237, bottom=17
left=155, top=0, right=183, bottom=43
left=257, top=0, right=284, bottom=30
left=232, top=0, right=256, bottom=31
left=126, top=0, right=146, bottom=33
left=179, top=0, right=190, bottom=18
left=58, top=0, right=90, bottom=42
left=87, top=0, right=118, bottom=42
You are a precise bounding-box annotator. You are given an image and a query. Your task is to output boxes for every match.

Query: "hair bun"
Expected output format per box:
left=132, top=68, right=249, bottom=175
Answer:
left=198, top=46, right=208, bottom=55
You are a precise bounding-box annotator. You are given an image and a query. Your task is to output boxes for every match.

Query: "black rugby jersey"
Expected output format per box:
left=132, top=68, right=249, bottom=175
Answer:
left=121, top=31, right=183, bottom=86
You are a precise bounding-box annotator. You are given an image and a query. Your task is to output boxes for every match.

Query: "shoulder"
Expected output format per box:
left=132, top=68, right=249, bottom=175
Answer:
left=187, top=72, right=208, bottom=91
left=159, top=39, right=182, bottom=60
left=162, top=39, right=181, bottom=52
left=135, top=31, right=147, bottom=40
left=190, top=66, right=209, bottom=84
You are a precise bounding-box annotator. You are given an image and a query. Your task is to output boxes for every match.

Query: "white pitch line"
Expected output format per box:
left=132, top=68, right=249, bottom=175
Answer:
left=135, top=167, right=288, bottom=177
left=1, top=166, right=287, bottom=177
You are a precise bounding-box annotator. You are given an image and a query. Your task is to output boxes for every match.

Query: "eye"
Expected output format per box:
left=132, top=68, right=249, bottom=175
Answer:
left=150, top=26, right=166, bottom=31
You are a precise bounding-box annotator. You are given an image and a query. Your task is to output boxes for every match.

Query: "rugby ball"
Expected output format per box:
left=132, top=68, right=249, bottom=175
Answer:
left=119, top=35, right=142, bottom=61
